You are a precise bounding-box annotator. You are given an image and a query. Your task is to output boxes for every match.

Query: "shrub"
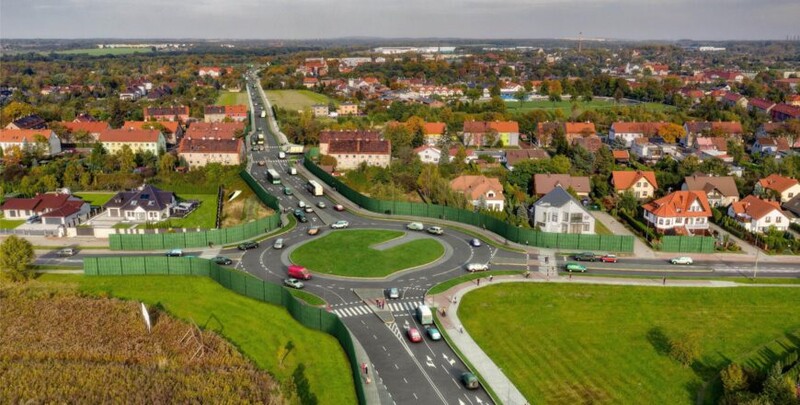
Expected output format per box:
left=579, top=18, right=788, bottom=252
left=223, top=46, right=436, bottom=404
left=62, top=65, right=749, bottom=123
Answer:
left=721, top=363, right=748, bottom=394
left=669, top=333, right=700, bottom=367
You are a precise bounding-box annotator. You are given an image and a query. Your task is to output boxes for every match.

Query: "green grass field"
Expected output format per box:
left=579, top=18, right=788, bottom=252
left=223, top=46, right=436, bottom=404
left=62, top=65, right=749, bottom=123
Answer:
left=290, top=230, right=444, bottom=277
left=37, top=274, right=355, bottom=404
left=0, top=219, right=25, bottom=229
left=265, top=90, right=333, bottom=111
left=593, top=220, right=612, bottom=235
left=459, top=283, right=800, bottom=404
left=75, top=192, right=116, bottom=206
left=54, top=47, right=154, bottom=56
left=505, top=99, right=672, bottom=114
left=288, top=288, right=326, bottom=306
left=427, top=271, right=524, bottom=295
left=151, top=194, right=217, bottom=229
left=216, top=91, right=250, bottom=106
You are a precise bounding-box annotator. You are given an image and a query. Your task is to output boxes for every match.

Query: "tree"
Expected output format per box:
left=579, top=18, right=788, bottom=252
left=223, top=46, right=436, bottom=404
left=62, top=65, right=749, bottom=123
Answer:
left=0, top=101, right=35, bottom=126
left=547, top=80, right=563, bottom=102
left=0, top=235, right=35, bottom=282
left=117, top=145, right=136, bottom=173
left=515, top=204, right=529, bottom=226
left=550, top=155, right=571, bottom=174
left=159, top=153, right=177, bottom=174
left=668, top=333, right=700, bottom=367
left=657, top=123, right=686, bottom=144
left=720, top=363, right=748, bottom=394
left=618, top=191, right=639, bottom=214
left=727, top=139, right=746, bottom=165
left=513, top=89, right=527, bottom=104
left=761, top=362, right=795, bottom=404
left=613, top=87, right=624, bottom=103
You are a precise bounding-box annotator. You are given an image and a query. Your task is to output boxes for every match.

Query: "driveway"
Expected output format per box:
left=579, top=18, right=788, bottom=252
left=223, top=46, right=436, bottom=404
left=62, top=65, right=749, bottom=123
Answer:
left=592, top=211, right=656, bottom=258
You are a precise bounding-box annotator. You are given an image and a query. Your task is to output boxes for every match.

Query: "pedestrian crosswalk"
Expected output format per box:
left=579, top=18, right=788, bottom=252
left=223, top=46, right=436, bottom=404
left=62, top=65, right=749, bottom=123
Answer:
left=331, top=300, right=424, bottom=318
left=332, top=305, right=371, bottom=318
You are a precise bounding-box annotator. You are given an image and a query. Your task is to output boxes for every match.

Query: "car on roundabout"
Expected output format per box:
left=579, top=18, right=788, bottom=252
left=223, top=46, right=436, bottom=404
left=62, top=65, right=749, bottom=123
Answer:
left=670, top=256, right=694, bottom=265
left=465, top=263, right=489, bottom=272
left=238, top=241, right=259, bottom=250
left=211, top=256, right=232, bottom=265
left=426, top=226, right=444, bottom=235
left=331, top=220, right=349, bottom=229
left=283, top=278, right=304, bottom=289
left=387, top=287, right=400, bottom=299
left=426, top=326, right=442, bottom=341
left=407, top=327, right=423, bottom=343
left=273, top=238, right=284, bottom=249
left=564, top=263, right=587, bottom=272
left=406, top=222, right=424, bottom=231
left=470, top=238, right=482, bottom=247
left=307, top=226, right=320, bottom=236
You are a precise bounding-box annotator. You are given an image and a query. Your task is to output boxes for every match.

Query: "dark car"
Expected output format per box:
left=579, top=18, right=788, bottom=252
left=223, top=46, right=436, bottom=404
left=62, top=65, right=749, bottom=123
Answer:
left=165, top=249, right=183, bottom=257
left=211, top=256, right=233, bottom=265
left=574, top=252, right=598, bottom=262
left=461, top=372, right=480, bottom=389
left=238, top=241, right=259, bottom=250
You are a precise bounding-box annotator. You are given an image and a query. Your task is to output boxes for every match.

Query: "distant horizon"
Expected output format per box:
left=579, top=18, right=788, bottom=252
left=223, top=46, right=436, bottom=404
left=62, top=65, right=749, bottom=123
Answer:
left=2, top=0, right=798, bottom=41
left=2, top=36, right=795, bottom=43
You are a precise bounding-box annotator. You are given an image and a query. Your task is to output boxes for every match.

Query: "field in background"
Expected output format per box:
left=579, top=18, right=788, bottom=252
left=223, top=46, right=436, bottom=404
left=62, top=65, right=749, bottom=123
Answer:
left=265, top=90, right=334, bottom=111
left=459, top=283, right=800, bottom=404
left=53, top=47, right=154, bottom=56
left=505, top=99, right=673, bottom=114
left=33, top=274, right=356, bottom=404
left=216, top=91, right=250, bottom=106
left=74, top=192, right=116, bottom=206
left=151, top=194, right=218, bottom=229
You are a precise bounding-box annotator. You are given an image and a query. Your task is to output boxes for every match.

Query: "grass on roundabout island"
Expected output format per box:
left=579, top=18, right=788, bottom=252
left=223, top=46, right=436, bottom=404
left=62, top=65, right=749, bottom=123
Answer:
left=34, top=274, right=355, bottom=405
left=458, top=283, right=800, bottom=404
left=289, top=229, right=445, bottom=277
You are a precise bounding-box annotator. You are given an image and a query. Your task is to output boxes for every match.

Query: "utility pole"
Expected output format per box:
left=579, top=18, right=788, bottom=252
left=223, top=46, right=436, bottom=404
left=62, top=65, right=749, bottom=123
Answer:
left=578, top=32, right=583, bottom=53
left=753, top=246, right=760, bottom=279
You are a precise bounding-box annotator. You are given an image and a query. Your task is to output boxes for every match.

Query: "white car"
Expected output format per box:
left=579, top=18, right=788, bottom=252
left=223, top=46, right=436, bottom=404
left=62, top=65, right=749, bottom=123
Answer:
left=331, top=220, right=349, bottom=229
left=470, top=238, right=482, bottom=247
left=298, top=200, right=306, bottom=208
left=406, top=222, right=424, bottom=231
left=670, top=256, right=694, bottom=265
left=284, top=278, right=304, bottom=289
left=465, top=263, right=489, bottom=272
left=427, top=226, right=444, bottom=235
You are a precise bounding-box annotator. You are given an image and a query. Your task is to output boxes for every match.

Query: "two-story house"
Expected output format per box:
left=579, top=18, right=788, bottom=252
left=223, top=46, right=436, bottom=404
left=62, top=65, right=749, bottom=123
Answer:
left=104, top=184, right=176, bottom=222
left=608, top=122, right=667, bottom=147
left=682, top=175, right=740, bottom=207
left=423, top=122, right=446, bottom=145
left=755, top=174, right=800, bottom=203
left=533, top=174, right=591, bottom=197
left=123, top=121, right=184, bottom=145
left=99, top=128, right=166, bottom=155
left=530, top=186, right=595, bottom=234
left=642, top=191, right=712, bottom=235
left=728, top=195, right=790, bottom=233
left=177, top=137, right=244, bottom=168
left=328, top=139, right=391, bottom=170
left=59, top=121, right=110, bottom=142
left=611, top=170, right=658, bottom=199
left=462, top=121, right=520, bottom=147
left=449, top=175, right=505, bottom=211
left=0, top=129, right=62, bottom=156
left=203, top=105, right=248, bottom=122
left=143, top=106, right=190, bottom=122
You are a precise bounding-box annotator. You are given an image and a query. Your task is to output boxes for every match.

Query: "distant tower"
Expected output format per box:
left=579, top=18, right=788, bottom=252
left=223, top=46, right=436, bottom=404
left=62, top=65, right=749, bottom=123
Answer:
left=578, top=32, right=583, bottom=53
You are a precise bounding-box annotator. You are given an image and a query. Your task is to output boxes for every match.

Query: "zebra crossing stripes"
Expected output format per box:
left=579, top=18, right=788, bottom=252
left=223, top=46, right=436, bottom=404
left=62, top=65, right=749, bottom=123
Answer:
left=330, top=301, right=425, bottom=318
left=332, top=305, right=371, bottom=318
left=387, top=301, right=423, bottom=312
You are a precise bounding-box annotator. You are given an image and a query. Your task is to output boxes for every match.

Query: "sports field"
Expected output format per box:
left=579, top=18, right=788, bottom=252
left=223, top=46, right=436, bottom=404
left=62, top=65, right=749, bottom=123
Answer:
left=459, top=283, right=800, bottom=404
left=216, top=91, right=250, bottom=106
left=265, top=90, right=333, bottom=111
left=505, top=98, right=672, bottom=114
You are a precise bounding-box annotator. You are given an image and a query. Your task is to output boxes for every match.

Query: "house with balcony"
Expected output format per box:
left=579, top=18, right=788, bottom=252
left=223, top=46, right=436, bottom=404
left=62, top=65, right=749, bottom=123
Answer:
left=682, top=174, right=740, bottom=207
left=728, top=195, right=790, bottom=233
left=533, top=174, right=590, bottom=197
left=423, top=122, right=446, bottom=145
left=611, top=170, right=658, bottom=200
left=642, top=191, right=712, bottom=235
left=530, top=186, right=595, bottom=234
left=755, top=174, right=800, bottom=203
left=449, top=175, right=505, bottom=211
left=104, top=184, right=176, bottom=222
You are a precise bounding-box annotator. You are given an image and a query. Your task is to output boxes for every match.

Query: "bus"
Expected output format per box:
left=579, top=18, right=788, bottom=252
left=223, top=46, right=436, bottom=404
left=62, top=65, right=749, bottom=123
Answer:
left=307, top=180, right=323, bottom=196
left=267, top=169, right=281, bottom=185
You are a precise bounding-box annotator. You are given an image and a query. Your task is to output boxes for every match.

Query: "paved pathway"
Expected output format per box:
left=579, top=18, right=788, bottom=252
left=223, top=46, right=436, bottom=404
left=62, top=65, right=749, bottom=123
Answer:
left=708, top=223, right=760, bottom=256
left=592, top=211, right=656, bottom=258
left=370, top=231, right=428, bottom=251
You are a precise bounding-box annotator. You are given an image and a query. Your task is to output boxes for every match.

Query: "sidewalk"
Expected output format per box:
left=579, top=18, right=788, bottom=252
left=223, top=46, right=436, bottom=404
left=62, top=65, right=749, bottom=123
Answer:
left=427, top=273, right=765, bottom=405
left=592, top=211, right=655, bottom=258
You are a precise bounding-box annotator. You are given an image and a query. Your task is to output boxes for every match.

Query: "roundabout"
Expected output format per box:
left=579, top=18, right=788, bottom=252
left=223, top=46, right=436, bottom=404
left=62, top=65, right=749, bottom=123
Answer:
left=287, top=229, right=447, bottom=278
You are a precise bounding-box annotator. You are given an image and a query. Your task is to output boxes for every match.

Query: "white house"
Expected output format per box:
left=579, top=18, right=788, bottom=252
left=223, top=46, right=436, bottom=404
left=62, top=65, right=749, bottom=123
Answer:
left=103, top=185, right=176, bottom=222
left=642, top=191, right=713, bottom=234
left=728, top=195, right=790, bottom=233
left=755, top=174, right=800, bottom=203
left=449, top=175, right=505, bottom=211
left=530, top=186, right=595, bottom=234
left=0, top=129, right=62, bottom=156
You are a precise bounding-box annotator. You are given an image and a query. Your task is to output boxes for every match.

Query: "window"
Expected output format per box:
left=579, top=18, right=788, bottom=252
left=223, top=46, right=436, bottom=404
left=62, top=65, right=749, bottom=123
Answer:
left=551, top=213, right=558, bottom=222
left=583, top=224, right=589, bottom=231
left=765, top=216, right=771, bottom=223
left=776, top=216, right=782, bottom=223
left=562, top=212, right=569, bottom=222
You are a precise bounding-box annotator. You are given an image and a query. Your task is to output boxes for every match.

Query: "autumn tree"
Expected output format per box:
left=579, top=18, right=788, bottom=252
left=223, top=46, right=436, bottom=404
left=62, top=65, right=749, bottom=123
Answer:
left=0, top=101, right=35, bottom=126
left=117, top=145, right=136, bottom=173
left=159, top=153, right=177, bottom=173
left=0, top=235, right=35, bottom=282
left=546, top=80, right=563, bottom=102
left=657, top=123, right=686, bottom=144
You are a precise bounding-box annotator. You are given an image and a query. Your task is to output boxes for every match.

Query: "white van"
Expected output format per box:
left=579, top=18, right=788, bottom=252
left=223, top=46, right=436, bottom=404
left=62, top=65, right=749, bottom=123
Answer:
left=416, top=305, right=433, bottom=325
left=278, top=151, right=286, bottom=159
left=406, top=222, right=424, bottom=231
left=288, top=167, right=297, bottom=175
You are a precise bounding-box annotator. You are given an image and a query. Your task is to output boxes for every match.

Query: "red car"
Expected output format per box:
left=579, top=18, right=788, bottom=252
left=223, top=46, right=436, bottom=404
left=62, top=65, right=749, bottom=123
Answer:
left=333, top=204, right=345, bottom=211
left=407, top=327, right=422, bottom=343
left=600, top=254, right=618, bottom=263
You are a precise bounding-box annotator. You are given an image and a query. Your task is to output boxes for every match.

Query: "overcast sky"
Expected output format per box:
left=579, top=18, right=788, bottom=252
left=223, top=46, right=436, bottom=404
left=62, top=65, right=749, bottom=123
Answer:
left=2, top=0, right=798, bottom=40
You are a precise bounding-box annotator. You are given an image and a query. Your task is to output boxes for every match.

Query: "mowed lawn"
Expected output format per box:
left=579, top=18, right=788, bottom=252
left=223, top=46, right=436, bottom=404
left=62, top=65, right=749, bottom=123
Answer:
left=265, top=90, right=333, bottom=111
left=290, top=230, right=444, bottom=277
left=38, top=274, right=355, bottom=405
left=216, top=91, right=250, bottom=106
left=0, top=219, right=25, bottom=229
left=505, top=99, right=672, bottom=114
left=75, top=192, right=116, bottom=206
left=459, top=283, right=800, bottom=404
left=152, top=194, right=217, bottom=229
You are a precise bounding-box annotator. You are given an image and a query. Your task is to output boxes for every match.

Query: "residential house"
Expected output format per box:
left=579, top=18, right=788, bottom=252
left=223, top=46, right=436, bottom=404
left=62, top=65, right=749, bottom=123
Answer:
left=143, top=106, right=190, bottom=122
left=535, top=121, right=561, bottom=147
left=0, top=129, right=62, bottom=156
left=312, top=104, right=329, bottom=117
left=123, top=121, right=184, bottom=145
left=572, top=135, right=603, bottom=153
left=504, top=148, right=549, bottom=171
left=748, top=98, right=776, bottom=114
left=753, top=137, right=791, bottom=155
left=449, top=175, right=505, bottom=211
left=611, top=170, right=658, bottom=199
left=682, top=174, right=740, bottom=207
left=608, top=122, right=667, bottom=147
left=771, top=104, right=800, bottom=122
left=1, top=193, right=90, bottom=226
left=328, top=139, right=391, bottom=170
left=177, top=137, right=244, bottom=168
left=631, top=138, right=677, bottom=163
left=533, top=174, right=591, bottom=197
left=564, top=122, right=596, bottom=143
left=319, top=130, right=380, bottom=155
left=462, top=121, right=520, bottom=147
left=414, top=146, right=478, bottom=164
left=337, top=103, right=358, bottom=116
left=756, top=122, right=788, bottom=138
left=59, top=121, right=110, bottom=142
left=203, top=105, right=248, bottom=123
left=643, top=63, right=670, bottom=76
left=612, top=150, right=630, bottom=164
left=297, top=58, right=328, bottom=77
left=530, top=186, right=595, bottom=234
left=185, top=122, right=244, bottom=140
left=782, top=194, right=800, bottom=219
left=104, top=184, right=176, bottom=222
left=303, top=77, right=319, bottom=89
left=423, top=122, right=446, bottom=145
left=98, top=128, right=166, bottom=155
left=722, top=92, right=748, bottom=109
left=642, top=191, right=712, bottom=235
left=683, top=121, right=743, bottom=147
left=728, top=195, right=790, bottom=233
left=755, top=174, right=800, bottom=203
left=4, top=114, right=47, bottom=130
left=198, top=67, right=223, bottom=77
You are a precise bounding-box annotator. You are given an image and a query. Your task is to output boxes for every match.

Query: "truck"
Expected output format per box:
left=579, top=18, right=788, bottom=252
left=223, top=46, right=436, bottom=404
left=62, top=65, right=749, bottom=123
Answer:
left=288, top=167, right=297, bottom=175
left=260, top=110, right=266, bottom=118
left=416, top=305, right=433, bottom=325
left=282, top=144, right=305, bottom=154
left=257, top=133, right=265, bottom=145
left=307, top=180, right=323, bottom=196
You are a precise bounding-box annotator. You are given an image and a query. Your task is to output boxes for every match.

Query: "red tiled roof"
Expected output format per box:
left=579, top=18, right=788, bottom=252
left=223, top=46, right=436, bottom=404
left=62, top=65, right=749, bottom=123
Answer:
left=564, top=122, right=596, bottom=135
left=328, top=139, right=391, bottom=155
left=642, top=191, right=712, bottom=218
left=319, top=130, right=381, bottom=144
left=178, top=138, right=243, bottom=154
left=758, top=174, right=799, bottom=193
left=612, top=150, right=630, bottom=160
left=505, top=148, right=549, bottom=165
left=612, top=170, right=658, bottom=191
left=533, top=174, right=591, bottom=195
left=41, top=200, right=84, bottom=218
left=123, top=121, right=181, bottom=134
left=748, top=98, right=776, bottom=110
left=730, top=195, right=784, bottom=221
left=463, top=121, right=519, bottom=134
left=685, top=121, right=743, bottom=135
left=449, top=175, right=504, bottom=201
left=61, top=121, right=109, bottom=134
left=99, top=128, right=161, bottom=143
left=424, top=122, right=446, bottom=135
left=1, top=193, right=73, bottom=212
left=0, top=129, right=53, bottom=143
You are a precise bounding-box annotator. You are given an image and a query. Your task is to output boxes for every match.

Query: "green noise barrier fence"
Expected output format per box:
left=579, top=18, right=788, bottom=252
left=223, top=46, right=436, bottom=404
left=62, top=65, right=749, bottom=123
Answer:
left=109, top=170, right=282, bottom=250
left=304, top=155, right=635, bottom=252
left=659, top=235, right=716, bottom=253
left=83, top=256, right=366, bottom=405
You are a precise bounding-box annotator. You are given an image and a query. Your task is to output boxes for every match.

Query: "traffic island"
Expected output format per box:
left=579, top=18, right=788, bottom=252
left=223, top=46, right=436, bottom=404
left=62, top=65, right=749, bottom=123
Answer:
left=353, top=288, right=394, bottom=323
